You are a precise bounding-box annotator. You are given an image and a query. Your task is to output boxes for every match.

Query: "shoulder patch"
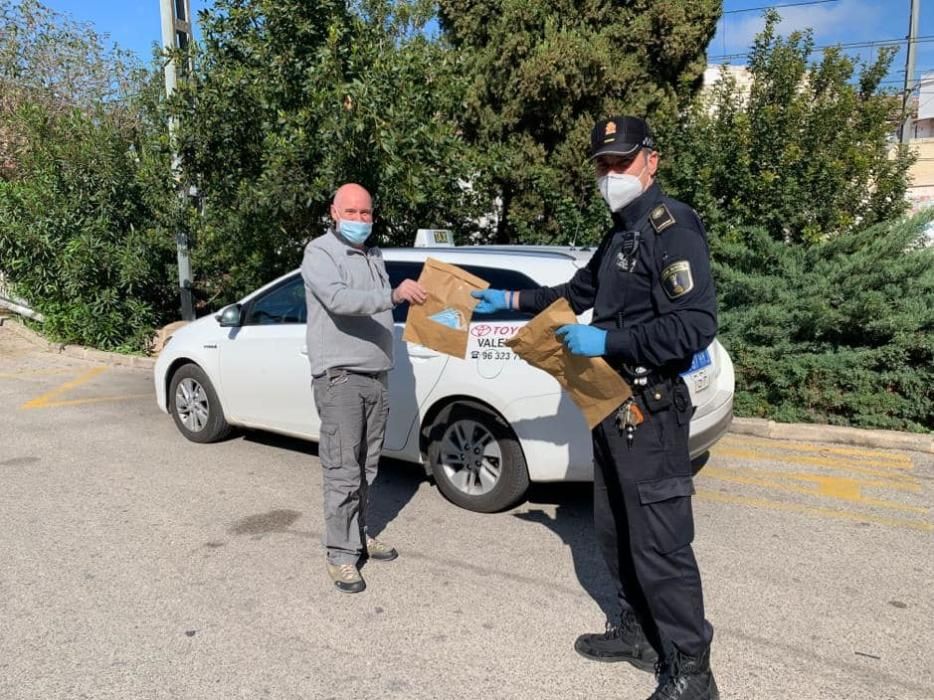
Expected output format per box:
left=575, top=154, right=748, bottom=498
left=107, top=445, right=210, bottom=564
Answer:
left=649, top=204, right=676, bottom=234
left=661, top=260, right=694, bottom=299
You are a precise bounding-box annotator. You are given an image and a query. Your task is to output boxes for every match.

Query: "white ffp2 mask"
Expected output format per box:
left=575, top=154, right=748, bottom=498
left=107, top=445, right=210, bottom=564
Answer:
left=597, top=173, right=644, bottom=212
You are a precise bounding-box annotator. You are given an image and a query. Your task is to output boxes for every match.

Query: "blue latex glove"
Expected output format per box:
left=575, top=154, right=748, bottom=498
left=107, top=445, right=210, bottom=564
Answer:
left=471, top=289, right=508, bottom=314
left=556, top=324, right=607, bottom=357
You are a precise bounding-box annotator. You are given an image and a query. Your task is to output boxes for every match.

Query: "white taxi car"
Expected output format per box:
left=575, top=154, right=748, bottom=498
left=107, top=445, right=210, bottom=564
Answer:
left=154, top=242, right=734, bottom=512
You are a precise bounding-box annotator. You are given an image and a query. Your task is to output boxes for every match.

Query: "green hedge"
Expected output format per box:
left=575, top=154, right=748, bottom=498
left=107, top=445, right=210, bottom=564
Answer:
left=713, top=216, right=934, bottom=431
left=0, top=104, right=178, bottom=352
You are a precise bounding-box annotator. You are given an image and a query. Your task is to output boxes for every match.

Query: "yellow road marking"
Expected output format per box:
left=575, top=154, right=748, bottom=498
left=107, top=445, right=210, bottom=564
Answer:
left=0, top=368, right=80, bottom=380
left=20, top=366, right=107, bottom=409
left=702, top=466, right=926, bottom=514
left=719, top=435, right=913, bottom=468
left=709, top=462, right=919, bottom=494
left=32, top=394, right=151, bottom=408
left=713, top=446, right=917, bottom=482
left=0, top=369, right=83, bottom=383
left=696, top=489, right=933, bottom=533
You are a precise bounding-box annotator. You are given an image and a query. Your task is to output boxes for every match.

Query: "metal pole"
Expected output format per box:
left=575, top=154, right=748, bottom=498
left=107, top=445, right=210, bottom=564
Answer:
left=902, top=0, right=921, bottom=144
left=159, top=0, right=195, bottom=321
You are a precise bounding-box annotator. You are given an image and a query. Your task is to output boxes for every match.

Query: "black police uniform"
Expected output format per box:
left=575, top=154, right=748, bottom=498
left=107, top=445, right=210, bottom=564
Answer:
left=517, top=181, right=717, bottom=662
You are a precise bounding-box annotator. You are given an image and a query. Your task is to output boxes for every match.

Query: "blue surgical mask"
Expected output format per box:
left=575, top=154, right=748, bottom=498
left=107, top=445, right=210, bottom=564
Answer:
left=338, top=219, right=373, bottom=246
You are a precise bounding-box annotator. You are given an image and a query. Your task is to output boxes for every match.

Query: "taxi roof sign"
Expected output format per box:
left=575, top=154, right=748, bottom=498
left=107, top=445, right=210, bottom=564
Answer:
left=414, top=229, right=454, bottom=247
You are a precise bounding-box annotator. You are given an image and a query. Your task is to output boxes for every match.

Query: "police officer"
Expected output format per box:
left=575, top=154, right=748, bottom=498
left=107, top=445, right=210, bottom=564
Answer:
left=472, top=116, right=718, bottom=700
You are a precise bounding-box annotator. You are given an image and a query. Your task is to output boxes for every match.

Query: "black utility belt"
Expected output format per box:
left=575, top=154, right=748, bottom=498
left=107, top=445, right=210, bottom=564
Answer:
left=617, top=368, right=677, bottom=388
left=619, top=374, right=680, bottom=411
left=315, top=368, right=385, bottom=380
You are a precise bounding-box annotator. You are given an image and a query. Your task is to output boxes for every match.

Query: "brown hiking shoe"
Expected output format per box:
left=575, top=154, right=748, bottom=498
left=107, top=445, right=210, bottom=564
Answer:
left=365, top=536, right=398, bottom=561
left=327, top=562, right=365, bottom=593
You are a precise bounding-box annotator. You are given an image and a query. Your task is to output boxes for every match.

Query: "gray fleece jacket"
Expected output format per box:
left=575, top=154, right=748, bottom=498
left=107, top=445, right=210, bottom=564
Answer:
left=301, top=230, right=395, bottom=377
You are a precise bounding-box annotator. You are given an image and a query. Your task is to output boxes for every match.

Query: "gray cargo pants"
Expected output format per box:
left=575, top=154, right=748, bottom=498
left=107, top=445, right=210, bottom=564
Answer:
left=312, top=370, right=389, bottom=565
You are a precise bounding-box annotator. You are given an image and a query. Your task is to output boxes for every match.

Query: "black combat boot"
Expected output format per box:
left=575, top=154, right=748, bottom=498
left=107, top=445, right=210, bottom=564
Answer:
left=648, top=645, right=718, bottom=700
left=573, top=610, right=658, bottom=672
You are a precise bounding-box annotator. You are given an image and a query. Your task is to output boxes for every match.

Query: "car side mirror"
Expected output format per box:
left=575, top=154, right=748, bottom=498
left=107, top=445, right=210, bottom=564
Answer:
left=216, top=303, right=242, bottom=328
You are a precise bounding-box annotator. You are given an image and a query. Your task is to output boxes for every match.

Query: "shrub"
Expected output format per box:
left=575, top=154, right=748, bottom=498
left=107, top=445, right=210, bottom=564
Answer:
left=714, top=215, right=934, bottom=431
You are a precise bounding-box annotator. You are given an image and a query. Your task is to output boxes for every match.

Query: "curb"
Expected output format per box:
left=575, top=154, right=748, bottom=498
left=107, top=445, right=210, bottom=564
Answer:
left=729, top=417, right=933, bottom=455
left=0, top=316, right=156, bottom=370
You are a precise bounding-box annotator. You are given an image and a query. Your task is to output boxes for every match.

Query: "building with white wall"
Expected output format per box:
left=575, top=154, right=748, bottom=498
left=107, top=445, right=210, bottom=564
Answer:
left=906, top=72, right=934, bottom=214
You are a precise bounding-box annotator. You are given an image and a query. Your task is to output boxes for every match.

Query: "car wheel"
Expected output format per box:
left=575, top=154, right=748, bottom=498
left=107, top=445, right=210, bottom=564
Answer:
left=426, top=401, right=529, bottom=513
left=168, top=363, right=232, bottom=443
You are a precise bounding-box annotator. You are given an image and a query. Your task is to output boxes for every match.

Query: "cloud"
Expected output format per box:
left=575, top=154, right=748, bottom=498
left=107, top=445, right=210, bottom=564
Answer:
left=710, top=0, right=885, bottom=59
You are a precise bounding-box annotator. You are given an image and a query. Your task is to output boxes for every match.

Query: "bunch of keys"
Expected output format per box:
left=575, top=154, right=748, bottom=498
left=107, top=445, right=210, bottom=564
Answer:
left=616, top=399, right=645, bottom=447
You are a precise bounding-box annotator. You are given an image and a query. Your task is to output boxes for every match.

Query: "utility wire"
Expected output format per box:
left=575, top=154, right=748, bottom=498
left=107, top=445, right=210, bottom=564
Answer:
left=714, top=1, right=928, bottom=101
left=723, top=0, right=839, bottom=14
left=710, top=35, right=934, bottom=62
left=718, top=1, right=841, bottom=53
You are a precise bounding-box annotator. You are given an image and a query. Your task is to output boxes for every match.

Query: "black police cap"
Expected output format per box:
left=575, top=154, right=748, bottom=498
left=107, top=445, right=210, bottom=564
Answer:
left=589, top=116, right=656, bottom=159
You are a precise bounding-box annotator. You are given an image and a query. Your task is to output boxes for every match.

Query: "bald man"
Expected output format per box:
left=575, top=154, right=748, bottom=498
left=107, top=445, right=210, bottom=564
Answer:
left=302, top=183, right=426, bottom=593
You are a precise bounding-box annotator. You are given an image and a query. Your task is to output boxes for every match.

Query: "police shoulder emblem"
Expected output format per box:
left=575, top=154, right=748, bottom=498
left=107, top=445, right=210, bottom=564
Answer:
left=649, top=204, right=675, bottom=233
left=661, top=260, right=693, bottom=299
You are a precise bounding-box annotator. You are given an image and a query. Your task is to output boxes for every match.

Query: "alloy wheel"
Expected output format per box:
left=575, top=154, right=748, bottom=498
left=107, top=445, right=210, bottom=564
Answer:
left=175, top=378, right=210, bottom=433
left=438, top=418, right=503, bottom=496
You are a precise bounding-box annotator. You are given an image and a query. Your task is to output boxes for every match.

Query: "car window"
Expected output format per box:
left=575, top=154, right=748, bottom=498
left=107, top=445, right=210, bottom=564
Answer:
left=243, top=275, right=307, bottom=325
left=385, top=261, right=540, bottom=323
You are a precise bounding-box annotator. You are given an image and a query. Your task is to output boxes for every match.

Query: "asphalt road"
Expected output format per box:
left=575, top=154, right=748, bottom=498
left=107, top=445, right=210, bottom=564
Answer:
left=2, top=325, right=932, bottom=700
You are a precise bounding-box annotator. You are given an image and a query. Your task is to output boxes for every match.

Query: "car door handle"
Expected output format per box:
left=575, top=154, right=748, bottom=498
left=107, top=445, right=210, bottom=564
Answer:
left=300, top=346, right=308, bottom=356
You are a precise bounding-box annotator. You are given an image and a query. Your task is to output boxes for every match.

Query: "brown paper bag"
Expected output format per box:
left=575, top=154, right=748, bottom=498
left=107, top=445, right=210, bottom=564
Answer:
left=505, top=298, right=632, bottom=429
left=402, top=257, right=490, bottom=358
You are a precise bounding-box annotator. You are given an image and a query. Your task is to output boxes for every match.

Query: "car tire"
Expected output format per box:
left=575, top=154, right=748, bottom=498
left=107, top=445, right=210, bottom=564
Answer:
left=168, top=363, right=233, bottom=443
left=426, top=401, right=529, bottom=513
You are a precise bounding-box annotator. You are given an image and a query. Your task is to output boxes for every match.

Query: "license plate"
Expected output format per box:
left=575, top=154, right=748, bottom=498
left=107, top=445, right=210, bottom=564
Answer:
left=681, top=349, right=712, bottom=392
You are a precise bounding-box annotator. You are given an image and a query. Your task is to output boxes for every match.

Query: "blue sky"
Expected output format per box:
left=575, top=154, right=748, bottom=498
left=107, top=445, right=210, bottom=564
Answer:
left=39, top=0, right=934, bottom=90
left=37, top=0, right=211, bottom=65
left=711, top=0, right=934, bottom=90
